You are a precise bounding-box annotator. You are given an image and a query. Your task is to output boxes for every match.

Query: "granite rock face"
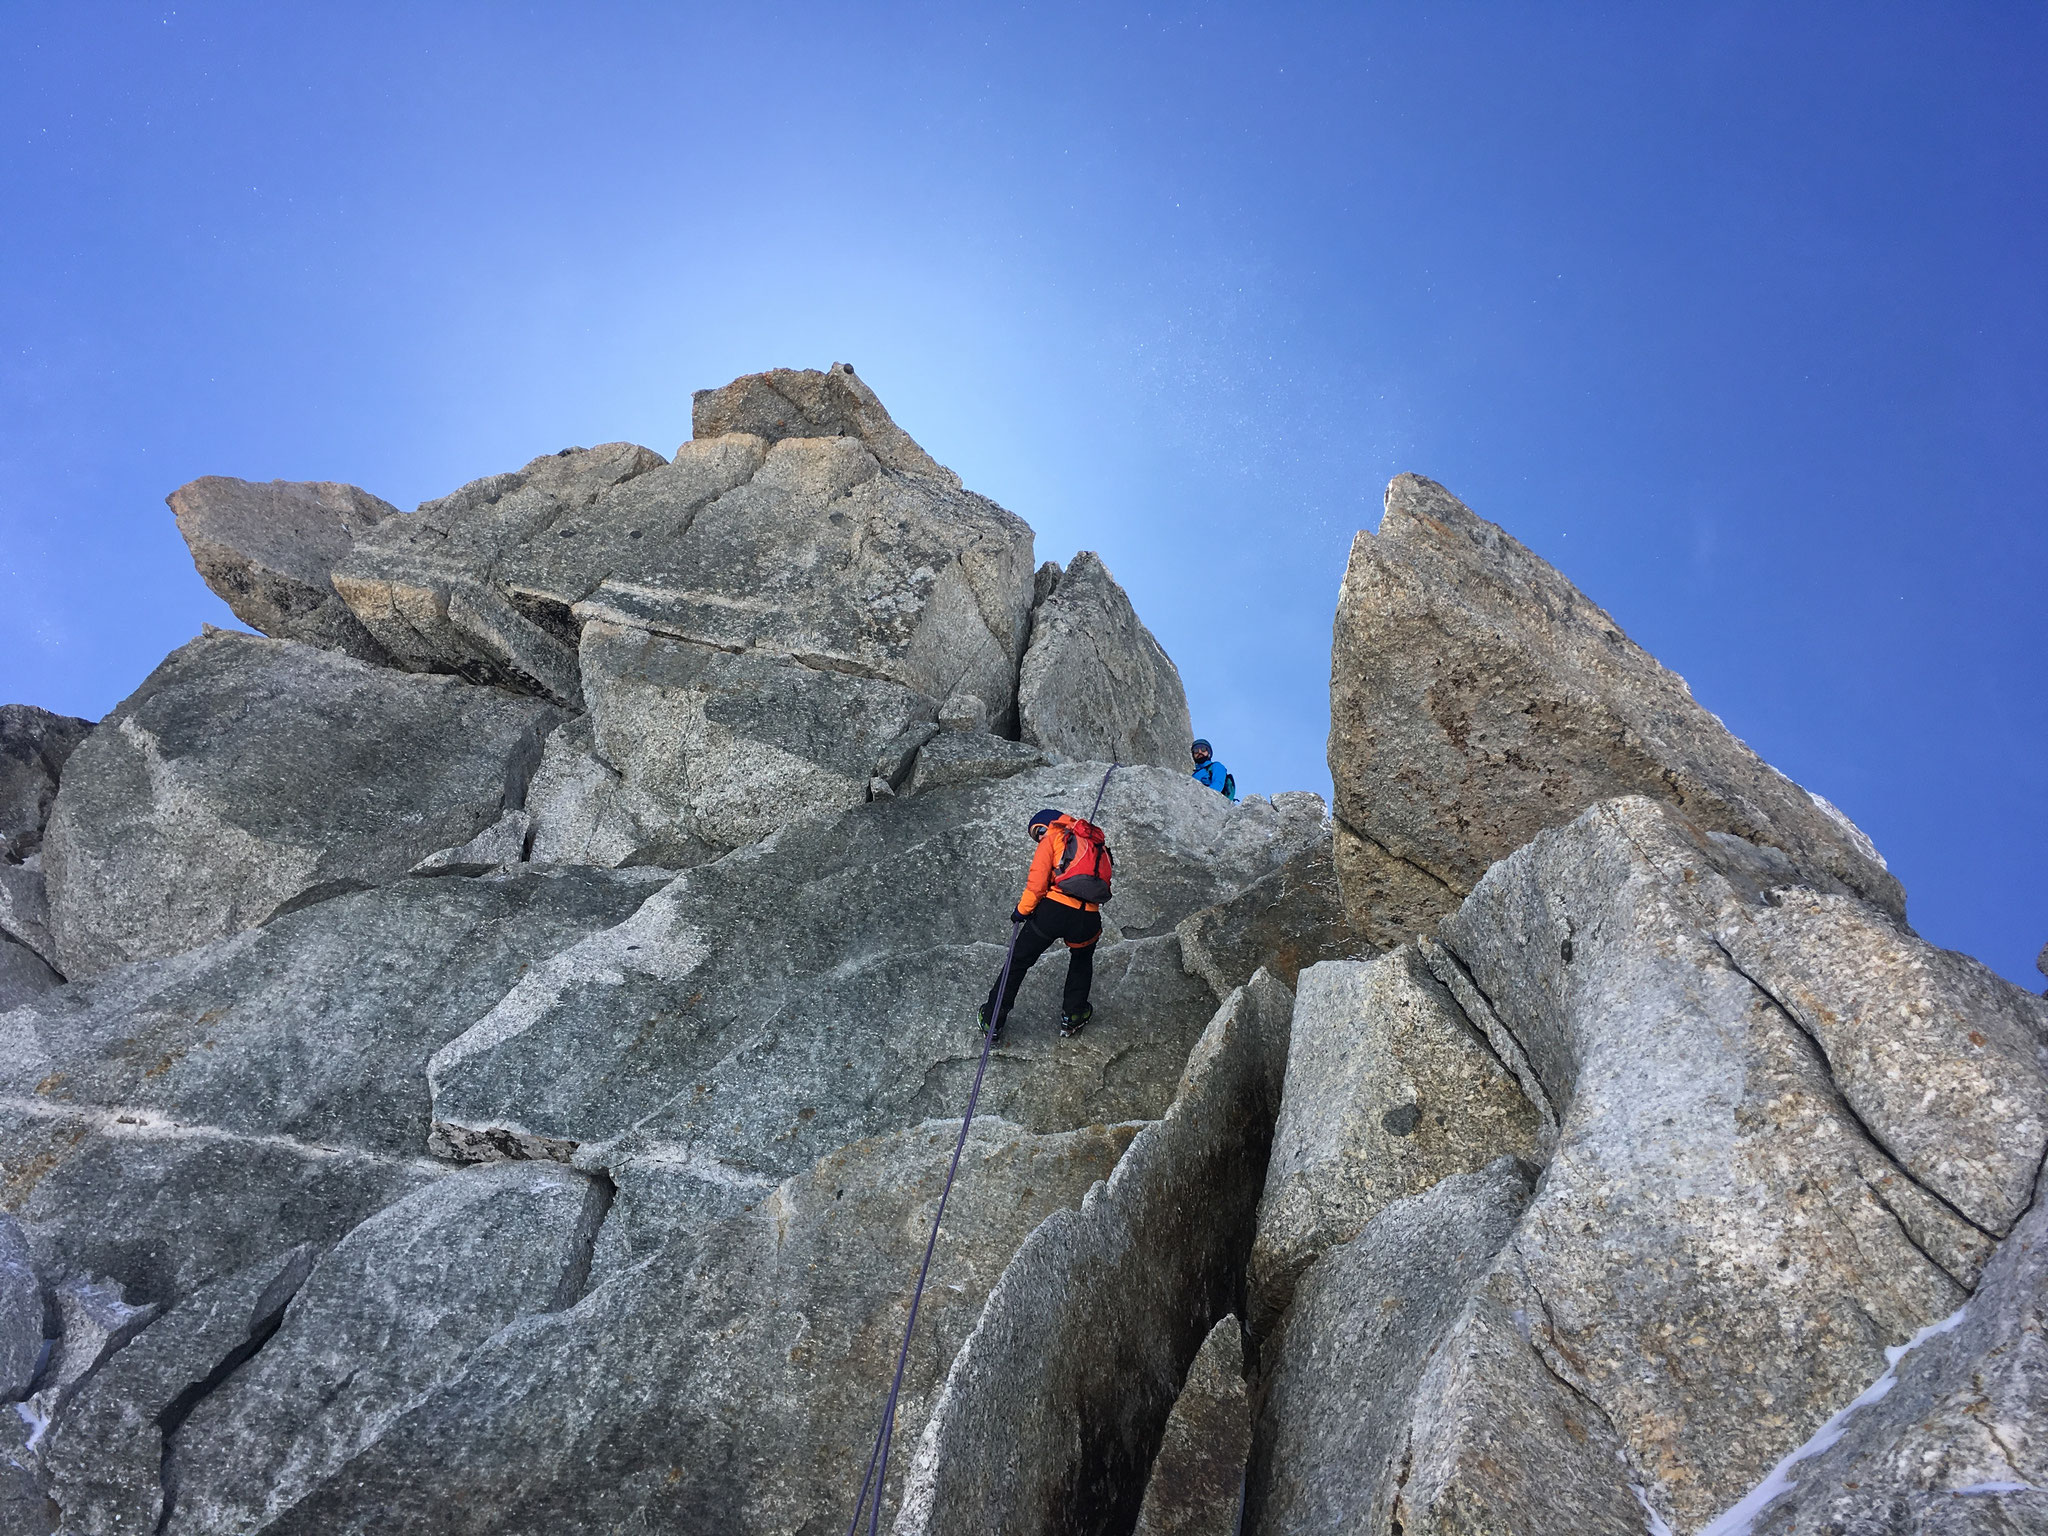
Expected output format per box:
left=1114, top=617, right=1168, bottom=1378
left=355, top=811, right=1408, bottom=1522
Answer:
left=333, top=441, right=668, bottom=703
left=1735, top=1157, right=2048, bottom=1534
left=168, top=477, right=397, bottom=662
left=1, top=705, right=93, bottom=866
left=428, top=765, right=1302, bottom=1186
left=2, top=866, right=655, bottom=1303
left=1132, top=1316, right=1252, bottom=1536
left=896, top=972, right=1294, bottom=1536
left=1244, top=1159, right=1534, bottom=1536
left=1328, top=473, right=1905, bottom=947
left=1018, top=552, right=1192, bottom=769
left=1176, top=813, right=1369, bottom=999
left=1247, top=949, right=1542, bottom=1331
left=42, top=1242, right=314, bottom=1536
left=1423, top=796, right=2036, bottom=1530
left=690, top=361, right=959, bottom=482
left=0, top=864, right=58, bottom=970
left=41, top=631, right=559, bottom=977
left=0, top=1213, right=41, bottom=1402
left=0, top=936, right=61, bottom=1012
left=569, top=430, right=1035, bottom=730
left=905, top=730, right=1048, bottom=795
left=165, top=1163, right=608, bottom=1536
left=577, top=617, right=940, bottom=854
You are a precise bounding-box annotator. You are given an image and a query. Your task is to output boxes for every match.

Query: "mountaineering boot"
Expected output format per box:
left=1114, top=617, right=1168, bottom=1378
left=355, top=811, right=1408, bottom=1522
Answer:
left=978, top=1003, right=1006, bottom=1046
left=1059, top=1005, right=1092, bottom=1038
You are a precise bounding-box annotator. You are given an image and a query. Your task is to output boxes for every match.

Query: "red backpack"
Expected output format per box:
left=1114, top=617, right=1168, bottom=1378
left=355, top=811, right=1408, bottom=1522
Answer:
left=1050, top=818, right=1115, bottom=905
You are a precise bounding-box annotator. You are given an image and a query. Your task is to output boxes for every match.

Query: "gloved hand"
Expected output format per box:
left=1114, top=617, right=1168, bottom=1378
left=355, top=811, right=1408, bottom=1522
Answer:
left=1010, top=908, right=1028, bottom=924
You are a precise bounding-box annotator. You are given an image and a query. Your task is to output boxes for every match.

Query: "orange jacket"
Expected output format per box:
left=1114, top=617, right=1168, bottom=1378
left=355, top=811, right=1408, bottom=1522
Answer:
left=1017, top=815, right=1098, bottom=915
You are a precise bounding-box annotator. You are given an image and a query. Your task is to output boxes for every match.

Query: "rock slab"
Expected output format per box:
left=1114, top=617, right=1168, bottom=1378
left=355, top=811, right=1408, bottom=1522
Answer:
left=168, top=476, right=398, bottom=662
left=1328, top=473, right=1905, bottom=948
left=1248, top=947, right=1542, bottom=1332
left=1244, top=1159, right=1534, bottom=1536
left=1429, top=796, right=2030, bottom=1529
left=42, top=630, right=558, bottom=976
left=1131, top=1316, right=1252, bottom=1536
left=1018, top=552, right=1192, bottom=770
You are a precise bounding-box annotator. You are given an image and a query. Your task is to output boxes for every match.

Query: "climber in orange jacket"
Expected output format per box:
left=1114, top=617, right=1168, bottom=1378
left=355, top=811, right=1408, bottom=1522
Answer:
left=979, top=807, right=1102, bottom=1041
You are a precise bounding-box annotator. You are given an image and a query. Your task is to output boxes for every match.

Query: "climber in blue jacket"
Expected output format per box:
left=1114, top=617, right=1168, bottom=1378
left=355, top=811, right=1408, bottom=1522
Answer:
left=1190, top=739, right=1236, bottom=801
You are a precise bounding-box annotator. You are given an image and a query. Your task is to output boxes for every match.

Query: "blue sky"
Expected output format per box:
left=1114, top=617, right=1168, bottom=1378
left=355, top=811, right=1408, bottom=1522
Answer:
left=2, top=3, right=2042, bottom=986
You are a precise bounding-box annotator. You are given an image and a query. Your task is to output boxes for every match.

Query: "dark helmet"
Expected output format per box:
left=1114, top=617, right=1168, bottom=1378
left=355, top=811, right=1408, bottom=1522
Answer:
left=1191, top=739, right=1212, bottom=760
left=1028, top=808, right=1062, bottom=838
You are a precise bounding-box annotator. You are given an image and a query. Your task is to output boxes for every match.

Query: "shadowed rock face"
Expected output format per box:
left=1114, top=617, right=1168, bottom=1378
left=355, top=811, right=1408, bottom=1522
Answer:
left=1, top=705, right=93, bottom=866
left=41, top=631, right=560, bottom=977
left=1247, top=948, right=1541, bottom=1333
left=333, top=441, right=669, bottom=703
left=1132, top=1316, right=1251, bottom=1536
left=1328, top=473, right=1905, bottom=948
left=168, top=477, right=398, bottom=663
left=896, top=972, right=1294, bottom=1536
left=1018, top=552, right=1193, bottom=770
left=1245, top=1160, right=1535, bottom=1536
left=155, top=1119, right=1129, bottom=1536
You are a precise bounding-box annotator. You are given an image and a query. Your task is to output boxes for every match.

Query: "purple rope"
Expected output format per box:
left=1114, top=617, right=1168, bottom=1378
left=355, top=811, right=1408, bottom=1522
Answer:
left=844, top=764, right=1118, bottom=1535
left=845, top=920, right=1025, bottom=1536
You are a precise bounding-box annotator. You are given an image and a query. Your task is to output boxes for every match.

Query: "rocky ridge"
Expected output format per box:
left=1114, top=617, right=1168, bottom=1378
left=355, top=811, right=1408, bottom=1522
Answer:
left=0, top=369, right=2040, bottom=1535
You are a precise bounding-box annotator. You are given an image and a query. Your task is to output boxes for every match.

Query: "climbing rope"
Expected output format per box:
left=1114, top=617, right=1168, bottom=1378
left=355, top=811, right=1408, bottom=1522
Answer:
left=843, top=763, right=1119, bottom=1536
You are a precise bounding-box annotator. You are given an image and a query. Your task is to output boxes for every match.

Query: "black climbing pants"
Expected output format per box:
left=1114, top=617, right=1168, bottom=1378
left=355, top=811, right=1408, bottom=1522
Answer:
left=985, top=901, right=1102, bottom=1023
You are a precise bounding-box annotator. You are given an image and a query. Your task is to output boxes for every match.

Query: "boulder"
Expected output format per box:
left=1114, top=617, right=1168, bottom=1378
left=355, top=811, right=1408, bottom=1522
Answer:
left=0, top=865, right=656, bottom=1303
left=159, top=1117, right=1132, bottom=1535
left=895, top=972, right=1295, bottom=1536
left=167, top=476, right=397, bottom=662
left=332, top=442, right=668, bottom=703
left=427, top=765, right=1305, bottom=1186
left=1175, top=814, right=1370, bottom=998
left=0, top=1214, right=42, bottom=1402
left=1131, top=1316, right=1252, bottom=1536
left=570, top=431, right=1036, bottom=731
left=42, top=630, right=560, bottom=976
left=0, top=864, right=57, bottom=969
left=905, top=730, right=1047, bottom=795
left=1422, top=796, right=2038, bottom=1530
left=42, top=1243, right=315, bottom=1536
left=167, top=1163, right=610, bottom=1536
left=1328, top=474, right=1905, bottom=948
left=577, top=617, right=941, bottom=854
left=1243, top=1159, right=1535, bottom=1536
left=690, top=361, right=959, bottom=482
left=1247, top=948, right=1543, bottom=1332
left=1730, top=1157, right=2048, bottom=1533
left=1017, top=551, right=1192, bottom=770
left=0, top=935, right=60, bottom=1013
left=1, top=706, right=93, bottom=868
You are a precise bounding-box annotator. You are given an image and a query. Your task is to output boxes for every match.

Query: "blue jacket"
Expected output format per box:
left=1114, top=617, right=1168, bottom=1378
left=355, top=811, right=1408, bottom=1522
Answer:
left=1192, top=759, right=1235, bottom=800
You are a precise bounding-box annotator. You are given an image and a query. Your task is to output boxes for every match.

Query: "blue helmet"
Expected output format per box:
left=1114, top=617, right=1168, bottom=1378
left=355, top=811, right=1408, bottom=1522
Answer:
left=1028, top=808, right=1062, bottom=835
left=1191, top=739, right=1212, bottom=759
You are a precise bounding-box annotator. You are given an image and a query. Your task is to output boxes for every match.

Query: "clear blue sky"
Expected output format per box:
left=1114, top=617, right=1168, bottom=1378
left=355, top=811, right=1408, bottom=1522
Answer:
left=3, top=4, right=2042, bottom=987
